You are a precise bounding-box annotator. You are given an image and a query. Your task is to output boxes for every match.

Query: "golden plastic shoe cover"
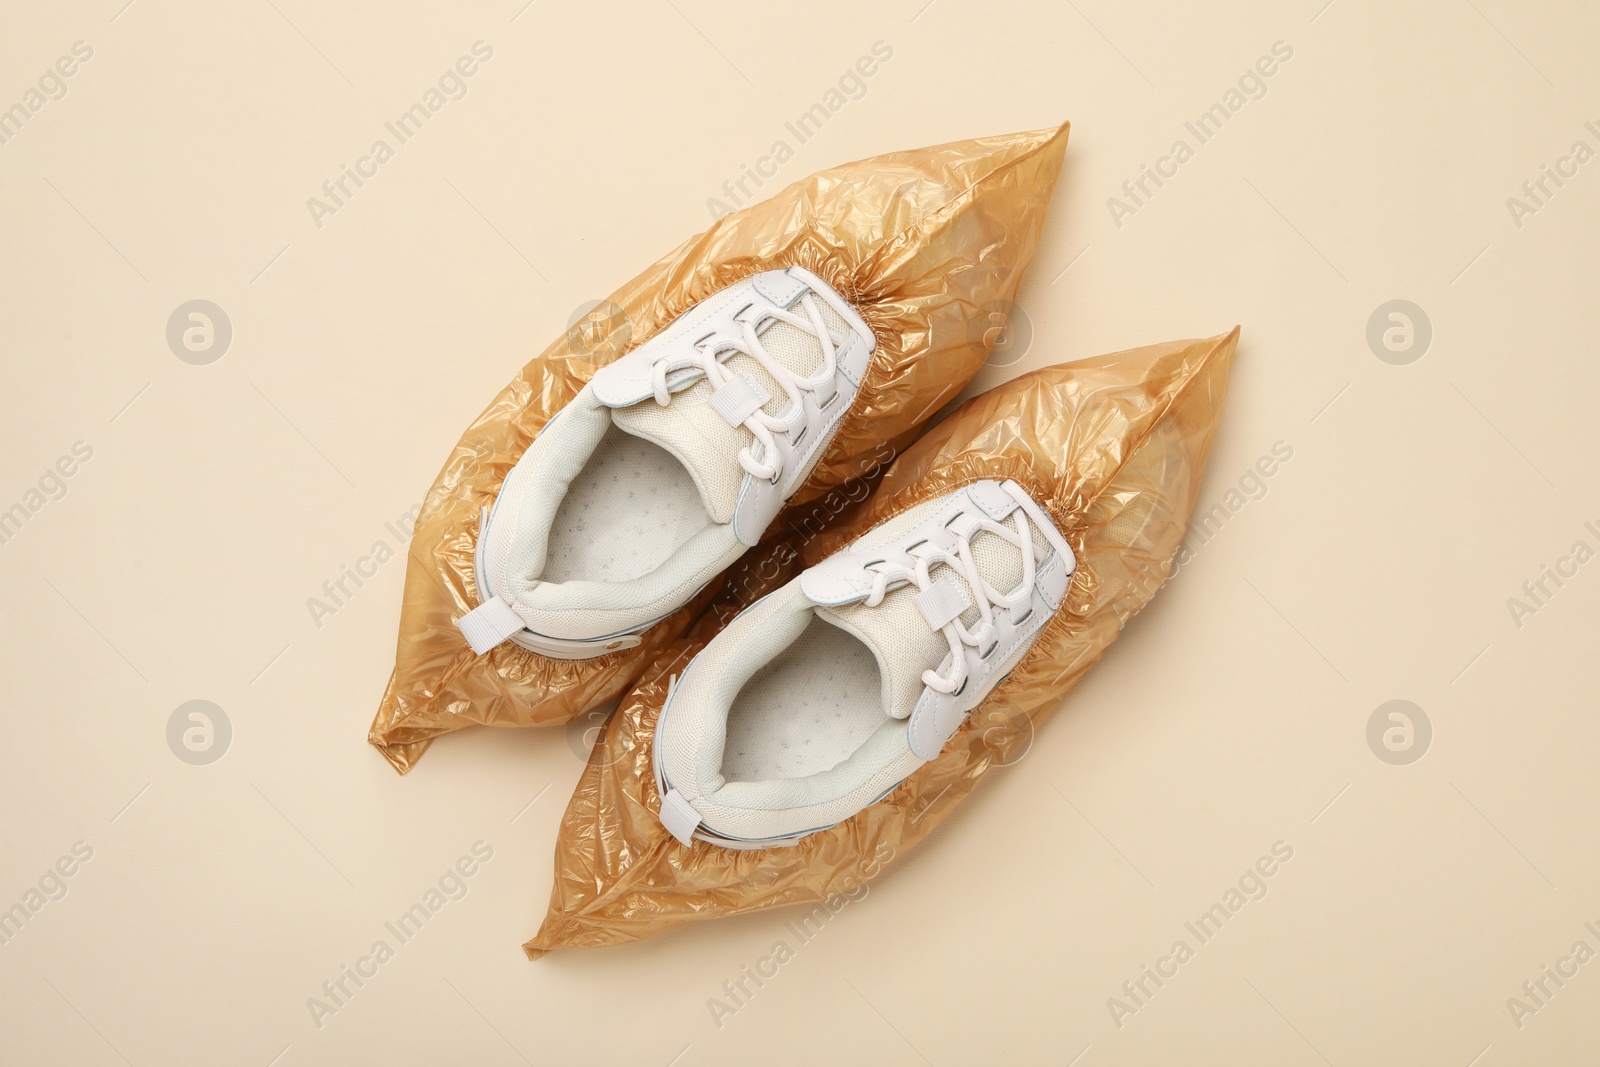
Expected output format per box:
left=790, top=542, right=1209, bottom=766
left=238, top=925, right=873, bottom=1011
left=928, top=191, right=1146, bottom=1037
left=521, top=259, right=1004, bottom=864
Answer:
left=527, top=329, right=1240, bottom=957
left=368, top=124, right=1071, bottom=773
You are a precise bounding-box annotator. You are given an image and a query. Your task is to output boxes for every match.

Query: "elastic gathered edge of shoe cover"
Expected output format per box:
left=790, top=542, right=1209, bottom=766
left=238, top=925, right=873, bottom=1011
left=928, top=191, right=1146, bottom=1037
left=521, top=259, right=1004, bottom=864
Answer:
left=476, top=280, right=860, bottom=643
left=655, top=485, right=1063, bottom=844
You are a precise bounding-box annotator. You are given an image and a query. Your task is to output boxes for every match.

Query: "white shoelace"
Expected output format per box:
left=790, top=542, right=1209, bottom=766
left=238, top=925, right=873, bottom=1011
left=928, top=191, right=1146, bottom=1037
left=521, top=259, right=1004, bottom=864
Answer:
left=862, top=510, right=1038, bottom=695
left=649, top=293, right=843, bottom=482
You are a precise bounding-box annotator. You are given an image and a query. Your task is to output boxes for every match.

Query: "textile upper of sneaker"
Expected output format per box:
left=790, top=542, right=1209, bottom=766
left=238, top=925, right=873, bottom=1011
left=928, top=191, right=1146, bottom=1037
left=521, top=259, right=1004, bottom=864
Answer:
left=458, top=267, right=876, bottom=659
left=653, top=479, right=1075, bottom=847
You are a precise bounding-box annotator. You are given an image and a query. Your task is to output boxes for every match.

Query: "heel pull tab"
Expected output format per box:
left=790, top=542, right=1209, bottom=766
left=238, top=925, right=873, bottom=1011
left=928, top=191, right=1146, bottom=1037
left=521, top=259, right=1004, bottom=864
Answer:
left=659, top=788, right=702, bottom=846
left=456, top=596, right=524, bottom=655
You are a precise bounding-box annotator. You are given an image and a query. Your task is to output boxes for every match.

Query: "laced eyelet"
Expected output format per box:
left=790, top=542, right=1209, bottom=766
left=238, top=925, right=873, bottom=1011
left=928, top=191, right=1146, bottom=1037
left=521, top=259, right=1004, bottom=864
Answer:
left=863, top=504, right=1041, bottom=704
left=643, top=290, right=842, bottom=501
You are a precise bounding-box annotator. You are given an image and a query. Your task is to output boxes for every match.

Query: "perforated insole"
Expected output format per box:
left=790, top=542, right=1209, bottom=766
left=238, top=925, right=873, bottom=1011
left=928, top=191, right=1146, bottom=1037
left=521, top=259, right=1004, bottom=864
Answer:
left=721, top=617, right=884, bottom=783
left=542, top=426, right=710, bottom=584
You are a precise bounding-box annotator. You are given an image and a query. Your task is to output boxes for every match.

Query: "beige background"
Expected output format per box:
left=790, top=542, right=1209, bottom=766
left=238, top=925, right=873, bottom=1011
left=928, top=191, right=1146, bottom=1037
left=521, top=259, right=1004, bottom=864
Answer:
left=2, top=0, right=1596, bottom=1063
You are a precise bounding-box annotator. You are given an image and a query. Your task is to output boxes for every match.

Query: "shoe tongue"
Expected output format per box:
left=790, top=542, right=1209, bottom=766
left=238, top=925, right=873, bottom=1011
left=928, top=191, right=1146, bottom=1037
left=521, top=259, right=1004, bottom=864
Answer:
left=816, top=589, right=948, bottom=722
left=814, top=525, right=1045, bottom=721
left=609, top=303, right=838, bottom=525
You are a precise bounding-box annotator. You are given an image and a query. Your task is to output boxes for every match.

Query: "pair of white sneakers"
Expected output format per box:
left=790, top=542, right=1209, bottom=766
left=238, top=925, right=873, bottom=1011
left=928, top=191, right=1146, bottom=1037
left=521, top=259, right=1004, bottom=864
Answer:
left=456, top=269, right=1074, bottom=848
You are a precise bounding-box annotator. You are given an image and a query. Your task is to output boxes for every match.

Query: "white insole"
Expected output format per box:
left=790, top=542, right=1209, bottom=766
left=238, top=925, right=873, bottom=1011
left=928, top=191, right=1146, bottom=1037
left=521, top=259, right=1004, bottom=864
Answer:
left=542, top=426, right=710, bottom=584
left=721, top=618, right=884, bottom=783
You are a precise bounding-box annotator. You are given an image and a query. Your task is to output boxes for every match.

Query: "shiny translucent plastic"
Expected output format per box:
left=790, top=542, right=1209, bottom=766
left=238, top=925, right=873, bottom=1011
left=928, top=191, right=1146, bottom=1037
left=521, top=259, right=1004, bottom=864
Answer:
left=526, top=330, right=1240, bottom=957
left=368, top=125, right=1071, bottom=773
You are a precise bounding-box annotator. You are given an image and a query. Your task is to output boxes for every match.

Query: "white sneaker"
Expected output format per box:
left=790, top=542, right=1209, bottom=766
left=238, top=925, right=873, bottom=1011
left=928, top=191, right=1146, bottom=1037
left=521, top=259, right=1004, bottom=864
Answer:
left=456, top=268, right=876, bottom=659
left=652, top=479, right=1075, bottom=848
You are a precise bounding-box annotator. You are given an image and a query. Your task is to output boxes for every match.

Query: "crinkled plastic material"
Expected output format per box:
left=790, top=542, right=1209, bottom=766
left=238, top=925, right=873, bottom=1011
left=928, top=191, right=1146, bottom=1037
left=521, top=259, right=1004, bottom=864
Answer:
left=368, top=125, right=1071, bottom=773
left=525, top=329, right=1239, bottom=957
